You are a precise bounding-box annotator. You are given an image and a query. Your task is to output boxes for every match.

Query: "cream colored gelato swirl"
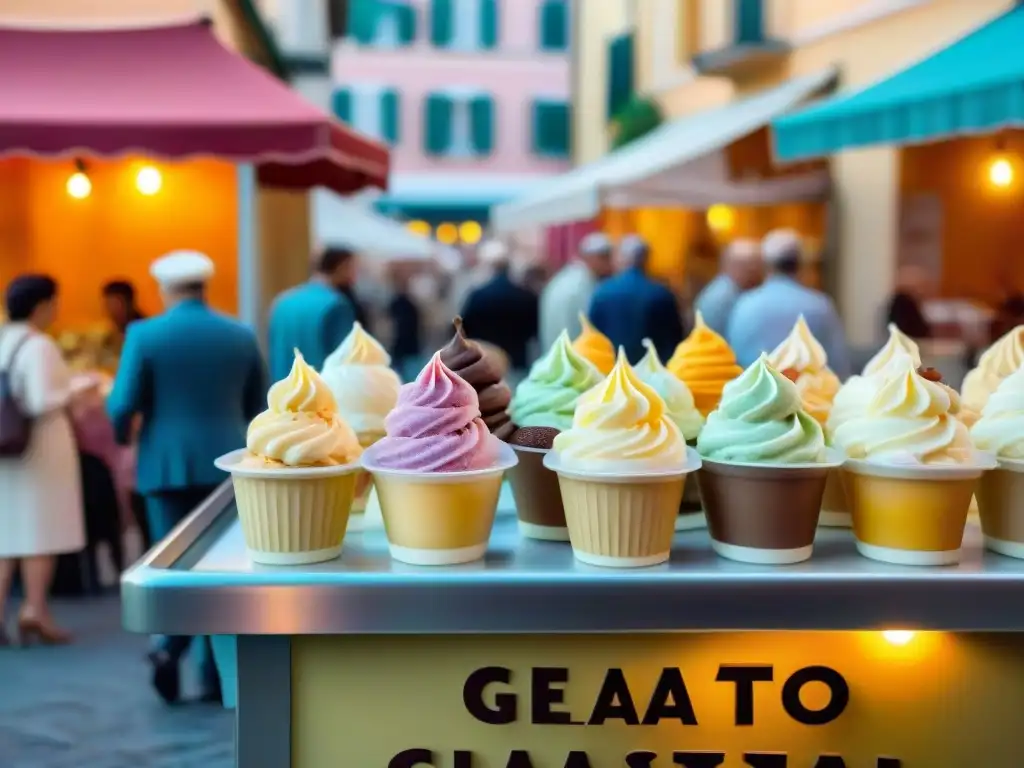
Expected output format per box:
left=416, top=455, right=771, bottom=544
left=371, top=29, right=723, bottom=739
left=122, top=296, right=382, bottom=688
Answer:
left=321, top=323, right=402, bottom=435
left=635, top=339, right=703, bottom=441
left=767, top=315, right=840, bottom=425
left=832, top=358, right=972, bottom=465
left=553, top=348, right=685, bottom=471
left=962, top=325, right=1024, bottom=423
left=826, top=350, right=916, bottom=439
left=970, top=365, right=1024, bottom=459
left=247, top=350, right=361, bottom=466
left=863, top=323, right=921, bottom=376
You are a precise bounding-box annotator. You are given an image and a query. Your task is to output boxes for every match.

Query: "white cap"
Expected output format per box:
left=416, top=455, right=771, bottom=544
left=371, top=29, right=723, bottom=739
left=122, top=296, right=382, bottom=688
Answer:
left=761, top=229, right=804, bottom=265
left=477, top=239, right=509, bottom=266
left=579, top=232, right=611, bottom=256
left=150, top=250, right=215, bottom=288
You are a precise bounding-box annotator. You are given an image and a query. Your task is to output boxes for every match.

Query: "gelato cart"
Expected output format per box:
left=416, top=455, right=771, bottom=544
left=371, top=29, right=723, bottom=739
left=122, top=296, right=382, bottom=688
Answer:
left=122, top=485, right=1024, bottom=767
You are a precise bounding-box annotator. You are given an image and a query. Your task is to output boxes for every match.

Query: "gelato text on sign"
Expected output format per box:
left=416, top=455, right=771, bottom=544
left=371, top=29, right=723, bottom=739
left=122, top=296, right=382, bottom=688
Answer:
left=387, top=664, right=902, bottom=767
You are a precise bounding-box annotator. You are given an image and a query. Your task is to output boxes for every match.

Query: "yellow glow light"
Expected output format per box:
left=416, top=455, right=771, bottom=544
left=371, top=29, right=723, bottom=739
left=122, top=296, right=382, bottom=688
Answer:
left=436, top=222, right=458, bottom=245
left=706, top=203, right=735, bottom=232
left=882, top=630, right=915, bottom=646
left=66, top=171, right=92, bottom=199
left=407, top=219, right=431, bottom=237
left=459, top=221, right=483, bottom=245
left=136, top=166, right=162, bottom=195
left=989, top=157, right=1014, bottom=188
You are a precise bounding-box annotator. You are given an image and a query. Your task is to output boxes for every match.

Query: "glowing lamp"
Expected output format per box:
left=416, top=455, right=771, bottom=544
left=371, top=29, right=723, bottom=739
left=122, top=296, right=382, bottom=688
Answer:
left=66, top=171, right=92, bottom=200
left=407, top=220, right=431, bottom=237
left=706, top=203, right=735, bottom=232
left=136, top=166, right=162, bottom=195
left=459, top=221, right=483, bottom=245
left=436, top=223, right=458, bottom=245
left=988, top=157, right=1014, bottom=188
left=881, top=630, right=915, bottom=646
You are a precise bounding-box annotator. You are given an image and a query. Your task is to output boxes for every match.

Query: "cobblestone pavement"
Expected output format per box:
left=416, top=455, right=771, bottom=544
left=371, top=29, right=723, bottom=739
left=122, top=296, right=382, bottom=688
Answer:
left=0, top=595, right=234, bottom=768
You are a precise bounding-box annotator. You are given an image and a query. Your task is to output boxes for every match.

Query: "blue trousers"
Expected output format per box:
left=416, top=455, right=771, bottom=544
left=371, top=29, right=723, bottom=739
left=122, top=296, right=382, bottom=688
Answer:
left=146, top=487, right=220, bottom=694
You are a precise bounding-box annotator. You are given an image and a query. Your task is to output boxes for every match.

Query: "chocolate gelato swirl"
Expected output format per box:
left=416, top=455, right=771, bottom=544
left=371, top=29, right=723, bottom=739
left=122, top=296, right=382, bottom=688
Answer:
left=441, top=317, right=514, bottom=441
left=509, top=426, right=560, bottom=450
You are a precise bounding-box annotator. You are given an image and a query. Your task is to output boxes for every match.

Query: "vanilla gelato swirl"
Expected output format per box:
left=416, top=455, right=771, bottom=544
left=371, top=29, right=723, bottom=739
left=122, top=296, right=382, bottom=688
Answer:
left=247, top=350, right=361, bottom=466
left=863, top=323, right=922, bottom=376
left=962, top=325, right=1024, bottom=421
left=553, top=349, right=685, bottom=471
left=698, top=354, right=825, bottom=464
left=832, top=358, right=972, bottom=465
left=635, top=339, right=703, bottom=441
left=767, top=316, right=840, bottom=425
left=970, top=365, right=1024, bottom=458
left=321, top=322, right=401, bottom=435
left=826, top=351, right=916, bottom=439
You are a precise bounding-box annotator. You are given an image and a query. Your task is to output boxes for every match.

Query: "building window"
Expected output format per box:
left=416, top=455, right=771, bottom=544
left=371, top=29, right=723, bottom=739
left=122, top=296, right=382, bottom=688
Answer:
left=328, top=0, right=349, bottom=39
left=333, top=85, right=402, bottom=146
left=734, top=0, right=764, bottom=43
left=348, top=0, right=417, bottom=47
left=538, top=0, right=568, bottom=51
left=431, top=0, right=499, bottom=51
left=606, top=32, right=634, bottom=121
left=531, top=99, right=570, bottom=157
left=423, top=92, right=495, bottom=157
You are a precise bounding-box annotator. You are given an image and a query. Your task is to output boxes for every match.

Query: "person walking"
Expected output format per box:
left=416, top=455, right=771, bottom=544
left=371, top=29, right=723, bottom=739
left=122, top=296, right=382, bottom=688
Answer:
left=539, top=233, right=614, bottom=351
left=266, top=247, right=357, bottom=382
left=0, top=275, right=85, bottom=646
left=693, top=238, right=762, bottom=335
left=588, top=235, right=686, bottom=363
left=107, top=251, right=266, bottom=704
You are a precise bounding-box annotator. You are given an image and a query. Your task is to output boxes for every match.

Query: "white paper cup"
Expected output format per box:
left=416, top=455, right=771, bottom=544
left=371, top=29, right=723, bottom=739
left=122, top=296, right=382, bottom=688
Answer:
left=215, top=449, right=361, bottom=565
left=543, top=448, right=702, bottom=568
left=361, top=440, right=518, bottom=565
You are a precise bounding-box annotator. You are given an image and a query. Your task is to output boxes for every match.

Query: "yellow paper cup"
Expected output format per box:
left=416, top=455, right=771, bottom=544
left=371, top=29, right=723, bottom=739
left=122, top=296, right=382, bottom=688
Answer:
left=975, top=457, right=1024, bottom=559
left=362, top=441, right=518, bottom=565
left=819, top=468, right=851, bottom=527
left=844, top=455, right=996, bottom=566
left=215, top=449, right=360, bottom=565
left=543, top=448, right=701, bottom=568
left=348, top=431, right=386, bottom=533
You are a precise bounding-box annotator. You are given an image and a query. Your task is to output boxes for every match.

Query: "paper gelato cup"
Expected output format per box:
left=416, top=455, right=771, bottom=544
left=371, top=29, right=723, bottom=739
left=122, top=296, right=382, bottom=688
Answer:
left=844, top=455, right=996, bottom=566
left=819, top=469, right=851, bottom=527
left=508, top=445, right=568, bottom=541
left=361, top=441, right=518, bottom=565
left=698, top=450, right=843, bottom=565
left=970, top=457, right=1024, bottom=559
left=676, top=440, right=705, bottom=530
left=348, top=430, right=386, bottom=532
left=215, top=449, right=360, bottom=565
left=543, top=448, right=701, bottom=568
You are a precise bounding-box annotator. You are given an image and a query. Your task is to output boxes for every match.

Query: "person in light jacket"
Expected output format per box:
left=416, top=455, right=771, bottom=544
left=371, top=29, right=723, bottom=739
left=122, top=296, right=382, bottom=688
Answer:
left=694, top=238, right=762, bottom=335
left=539, top=233, right=615, bottom=352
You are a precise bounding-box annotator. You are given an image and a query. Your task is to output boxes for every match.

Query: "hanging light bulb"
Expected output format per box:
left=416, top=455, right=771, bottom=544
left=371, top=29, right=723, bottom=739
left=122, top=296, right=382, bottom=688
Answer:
left=136, top=165, right=162, bottom=195
left=66, top=159, right=91, bottom=199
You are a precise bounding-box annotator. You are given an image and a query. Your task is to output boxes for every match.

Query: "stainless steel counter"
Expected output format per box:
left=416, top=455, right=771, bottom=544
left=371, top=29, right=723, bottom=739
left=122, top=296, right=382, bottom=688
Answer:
left=121, top=481, right=1024, bottom=634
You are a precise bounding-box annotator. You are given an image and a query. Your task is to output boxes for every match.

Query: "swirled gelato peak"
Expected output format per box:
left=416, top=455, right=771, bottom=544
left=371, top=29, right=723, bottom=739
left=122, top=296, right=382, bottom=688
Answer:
left=863, top=323, right=922, bottom=376
left=767, top=315, right=840, bottom=425
left=697, top=353, right=826, bottom=464
left=553, top=347, right=685, bottom=471
left=635, top=338, right=703, bottom=442
left=510, top=329, right=603, bottom=432
left=571, top=312, right=615, bottom=374
left=667, top=311, right=743, bottom=416
left=246, top=349, right=361, bottom=467
left=321, top=322, right=401, bottom=437
left=971, top=365, right=1024, bottom=458
left=962, top=324, right=1024, bottom=421
left=371, top=352, right=499, bottom=472
left=440, top=316, right=513, bottom=440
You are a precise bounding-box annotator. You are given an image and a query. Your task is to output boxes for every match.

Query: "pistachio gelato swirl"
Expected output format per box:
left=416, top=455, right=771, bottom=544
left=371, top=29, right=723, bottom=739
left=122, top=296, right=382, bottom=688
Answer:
left=767, top=315, right=840, bottom=425
left=697, top=354, right=825, bottom=464
left=635, top=339, right=703, bottom=441
left=247, top=350, right=361, bottom=467
left=667, top=311, right=742, bottom=416
left=571, top=313, right=615, bottom=375
left=553, top=348, right=685, bottom=471
left=509, top=330, right=603, bottom=431
left=832, top=358, right=972, bottom=465
left=970, top=365, right=1024, bottom=459
left=321, top=322, right=401, bottom=436
left=962, top=325, right=1024, bottom=424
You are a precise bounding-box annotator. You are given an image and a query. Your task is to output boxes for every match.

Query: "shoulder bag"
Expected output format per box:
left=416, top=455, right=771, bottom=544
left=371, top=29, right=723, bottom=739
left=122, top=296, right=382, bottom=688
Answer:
left=0, top=330, right=35, bottom=457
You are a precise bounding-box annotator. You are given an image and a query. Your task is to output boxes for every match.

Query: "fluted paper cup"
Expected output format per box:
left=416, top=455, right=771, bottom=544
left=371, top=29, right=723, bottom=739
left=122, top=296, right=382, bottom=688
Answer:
left=215, top=449, right=360, bottom=565
left=361, top=440, right=518, bottom=565
left=969, top=457, right=1024, bottom=559
left=819, top=469, right=851, bottom=527
left=508, top=446, right=568, bottom=541
left=348, top=431, right=386, bottom=533
left=845, top=453, right=997, bottom=566
left=543, top=448, right=701, bottom=568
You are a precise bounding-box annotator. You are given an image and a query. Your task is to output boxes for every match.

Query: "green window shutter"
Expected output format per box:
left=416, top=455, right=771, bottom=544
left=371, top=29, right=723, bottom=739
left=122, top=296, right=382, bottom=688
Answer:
left=606, top=32, right=635, bottom=121
left=532, top=100, right=570, bottom=157
left=735, top=0, right=764, bottom=43
left=397, top=2, right=417, bottom=44
left=539, top=0, right=567, bottom=51
left=424, top=93, right=453, bottom=155
left=431, top=0, right=454, bottom=46
left=479, top=0, right=499, bottom=49
left=348, top=0, right=378, bottom=45
left=470, top=94, right=495, bottom=155
left=332, top=87, right=353, bottom=123
left=381, top=89, right=401, bottom=145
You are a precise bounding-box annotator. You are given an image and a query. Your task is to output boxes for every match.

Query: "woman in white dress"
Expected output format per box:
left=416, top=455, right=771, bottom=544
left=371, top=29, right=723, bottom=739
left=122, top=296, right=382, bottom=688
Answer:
left=0, top=275, right=85, bottom=646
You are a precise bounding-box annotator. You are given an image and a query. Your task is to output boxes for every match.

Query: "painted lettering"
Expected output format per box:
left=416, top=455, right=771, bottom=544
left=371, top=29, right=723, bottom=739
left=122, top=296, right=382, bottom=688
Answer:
left=641, top=668, right=698, bottom=725
left=715, top=665, right=774, bottom=725
left=464, top=666, right=516, bottom=725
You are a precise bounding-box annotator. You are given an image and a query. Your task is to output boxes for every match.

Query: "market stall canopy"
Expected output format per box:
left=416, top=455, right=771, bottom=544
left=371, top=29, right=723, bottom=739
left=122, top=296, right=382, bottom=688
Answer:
left=491, top=68, right=837, bottom=233
left=773, top=5, right=1024, bottom=162
left=0, top=18, right=389, bottom=195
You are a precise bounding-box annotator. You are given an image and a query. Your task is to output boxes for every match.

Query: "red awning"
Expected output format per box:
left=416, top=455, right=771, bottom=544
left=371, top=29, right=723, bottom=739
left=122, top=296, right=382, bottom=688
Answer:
left=0, top=18, right=389, bottom=194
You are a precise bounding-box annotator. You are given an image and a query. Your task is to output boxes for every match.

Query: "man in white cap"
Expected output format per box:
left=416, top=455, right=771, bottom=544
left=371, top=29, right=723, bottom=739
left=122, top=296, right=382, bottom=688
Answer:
left=694, top=238, right=762, bottom=335
left=107, top=249, right=266, bottom=706
left=726, top=229, right=850, bottom=376
left=539, top=232, right=615, bottom=351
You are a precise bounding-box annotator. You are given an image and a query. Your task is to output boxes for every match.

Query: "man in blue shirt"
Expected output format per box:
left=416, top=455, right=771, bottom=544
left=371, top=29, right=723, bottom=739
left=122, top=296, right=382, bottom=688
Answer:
left=266, top=247, right=357, bottom=381
left=588, top=235, right=685, bottom=363
left=727, top=229, right=850, bottom=378
left=694, top=238, right=761, bottom=335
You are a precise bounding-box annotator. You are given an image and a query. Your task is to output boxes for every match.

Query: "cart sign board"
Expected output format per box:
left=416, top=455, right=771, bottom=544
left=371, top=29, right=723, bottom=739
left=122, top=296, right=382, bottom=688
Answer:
left=292, top=633, right=1024, bottom=767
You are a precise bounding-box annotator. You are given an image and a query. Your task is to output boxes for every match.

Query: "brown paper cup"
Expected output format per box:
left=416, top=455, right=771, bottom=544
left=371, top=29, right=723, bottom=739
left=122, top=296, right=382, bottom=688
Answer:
left=967, top=458, right=1024, bottom=559
left=698, top=458, right=834, bottom=565
left=819, top=469, right=851, bottom=527
left=677, top=479, right=705, bottom=530
left=508, top=446, right=568, bottom=540
left=845, top=459, right=990, bottom=566
left=215, top=450, right=359, bottom=565
left=348, top=431, right=386, bottom=532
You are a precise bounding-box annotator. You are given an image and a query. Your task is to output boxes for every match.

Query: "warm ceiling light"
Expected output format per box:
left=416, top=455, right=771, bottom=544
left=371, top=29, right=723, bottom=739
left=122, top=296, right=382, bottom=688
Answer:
left=881, top=630, right=915, bottom=646
left=407, top=219, right=432, bottom=236
left=435, top=222, right=458, bottom=244
left=136, top=165, right=162, bottom=195
left=706, top=203, right=734, bottom=232
left=988, top=157, right=1014, bottom=188
left=459, top=221, right=483, bottom=244
left=66, top=171, right=92, bottom=199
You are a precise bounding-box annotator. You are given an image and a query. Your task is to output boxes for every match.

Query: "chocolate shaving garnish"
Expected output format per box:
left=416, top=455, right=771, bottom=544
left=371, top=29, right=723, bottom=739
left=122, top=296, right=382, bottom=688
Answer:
left=781, top=368, right=801, bottom=383
left=916, top=366, right=942, bottom=383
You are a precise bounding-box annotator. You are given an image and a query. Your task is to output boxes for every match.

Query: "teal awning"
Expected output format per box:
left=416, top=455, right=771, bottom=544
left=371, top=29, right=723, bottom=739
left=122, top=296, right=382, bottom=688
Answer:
left=773, top=5, right=1024, bottom=161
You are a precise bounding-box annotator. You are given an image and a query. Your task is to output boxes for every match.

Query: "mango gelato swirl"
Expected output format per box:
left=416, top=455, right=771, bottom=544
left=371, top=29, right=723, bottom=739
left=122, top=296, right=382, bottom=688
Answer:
left=667, top=311, right=742, bottom=416
left=767, top=315, right=840, bottom=425
left=321, top=322, right=402, bottom=437
left=970, top=365, right=1024, bottom=459
left=571, top=313, right=615, bottom=374
left=510, top=330, right=603, bottom=431
left=247, top=350, right=362, bottom=467
left=553, top=348, right=685, bottom=471
left=962, top=325, right=1024, bottom=424
left=697, top=354, right=825, bottom=464
left=635, top=339, right=703, bottom=441
left=832, top=358, right=972, bottom=465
